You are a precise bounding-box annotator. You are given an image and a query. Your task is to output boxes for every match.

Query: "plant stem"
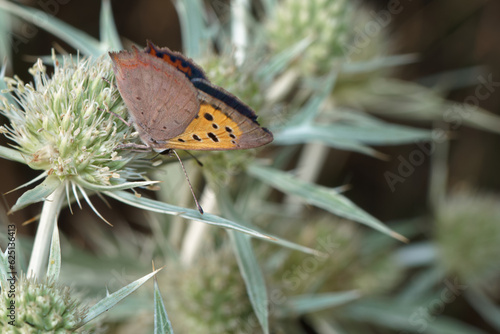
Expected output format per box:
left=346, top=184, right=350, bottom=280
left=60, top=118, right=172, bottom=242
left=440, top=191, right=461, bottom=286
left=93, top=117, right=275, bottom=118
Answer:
left=27, top=184, right=65, bottom=279
left=231, top=0, right=249, bottom=65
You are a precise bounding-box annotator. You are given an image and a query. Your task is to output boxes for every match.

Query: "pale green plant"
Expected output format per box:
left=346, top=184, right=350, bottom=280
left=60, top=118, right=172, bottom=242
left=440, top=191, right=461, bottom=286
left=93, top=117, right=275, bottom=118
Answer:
left=0, top=0, right=499, bottom=333
left=435, top=190, right=500, bottom=285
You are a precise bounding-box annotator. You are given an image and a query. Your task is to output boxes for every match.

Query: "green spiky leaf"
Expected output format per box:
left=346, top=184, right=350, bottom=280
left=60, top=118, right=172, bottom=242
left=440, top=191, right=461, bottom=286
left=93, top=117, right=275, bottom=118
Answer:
left=154, top=273, right=174, bottom=334
left=10, top=175, right=62, bottom=213
left=0, top=0, right=103, bottom=56
left=279, top=291, right=361, bottom=317
left=82, top=268, right=163, bottom=325
left=229, top=231, right=269, bottom=334
left=104, top=190, right=274, bottom=241
left=248, top=164, right=407, bottom=242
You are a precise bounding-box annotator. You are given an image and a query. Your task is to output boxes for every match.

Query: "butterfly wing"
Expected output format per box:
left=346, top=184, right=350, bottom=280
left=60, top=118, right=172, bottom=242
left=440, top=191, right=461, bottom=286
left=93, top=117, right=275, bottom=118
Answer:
left=109, top=47, right=200, bottom=147
left=163, top=80, right=273, bottom=151
left=111, top=43, right=272, bottom=152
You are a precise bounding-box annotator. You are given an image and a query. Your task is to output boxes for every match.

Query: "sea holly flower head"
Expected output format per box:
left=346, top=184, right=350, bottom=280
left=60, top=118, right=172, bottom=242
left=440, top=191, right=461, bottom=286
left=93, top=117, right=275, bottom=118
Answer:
left=436, top=191, right=500, bottom=285
left=0, top=276, right=88, bottom=332
left=0, top=52, right=155, bottom=213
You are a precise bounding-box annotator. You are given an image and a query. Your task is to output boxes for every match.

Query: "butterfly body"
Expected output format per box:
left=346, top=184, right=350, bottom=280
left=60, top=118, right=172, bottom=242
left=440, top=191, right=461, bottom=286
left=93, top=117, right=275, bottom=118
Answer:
left=109, top=42, right=273, bottom=152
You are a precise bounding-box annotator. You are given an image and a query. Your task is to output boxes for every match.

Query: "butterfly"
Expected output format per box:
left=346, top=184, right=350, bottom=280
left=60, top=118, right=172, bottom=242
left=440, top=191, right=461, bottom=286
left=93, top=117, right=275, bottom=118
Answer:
left=108, top=41, right=273, bottom=153
left=108, top=41, right=273, bottom=213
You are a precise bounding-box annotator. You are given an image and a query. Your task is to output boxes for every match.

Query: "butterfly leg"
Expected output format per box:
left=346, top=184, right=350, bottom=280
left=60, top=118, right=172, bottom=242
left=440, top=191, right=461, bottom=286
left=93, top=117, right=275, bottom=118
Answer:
left=99, top=105, right=131, bottom=127
left=100, top=77, right=132, bottom=125
left=117, top=142, right=152, bottom=151
left=102, top=76, right=117, bottom=89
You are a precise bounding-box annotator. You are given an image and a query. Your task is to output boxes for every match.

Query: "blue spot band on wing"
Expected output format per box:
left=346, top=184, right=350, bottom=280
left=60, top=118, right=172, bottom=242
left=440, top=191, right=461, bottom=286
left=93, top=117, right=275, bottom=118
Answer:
left=144, top=40, right=208, bottom=81
left=192, top=78, right=260, bottom=124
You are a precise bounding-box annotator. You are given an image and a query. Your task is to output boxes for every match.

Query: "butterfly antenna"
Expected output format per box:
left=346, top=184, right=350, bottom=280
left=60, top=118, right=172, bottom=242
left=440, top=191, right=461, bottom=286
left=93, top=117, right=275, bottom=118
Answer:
left=172, top=150, right=204, bottom=214
left=184, top=151, right=204, bottom=167
left=161, top=149, right=203, bottom=167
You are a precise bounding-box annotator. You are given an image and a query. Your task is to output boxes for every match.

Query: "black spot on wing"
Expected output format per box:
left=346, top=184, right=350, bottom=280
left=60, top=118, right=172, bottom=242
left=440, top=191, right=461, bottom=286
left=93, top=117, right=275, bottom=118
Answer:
left=207, top=132, right=219, bottom=142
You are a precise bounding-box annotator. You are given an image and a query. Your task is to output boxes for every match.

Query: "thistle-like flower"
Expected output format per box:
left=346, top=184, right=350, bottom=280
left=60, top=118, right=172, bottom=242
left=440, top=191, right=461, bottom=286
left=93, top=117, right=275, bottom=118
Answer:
left=435, top=191, right=500, bottom=285
left=0, top=276, right=88, bottom=332
left=267, top=0, right=391, bottom=76
left=158, top=247, right=257, bottom=334
left=0, top=53, right=156, bottom=278
left=267, top=0, right=353, bottom=75
left=265, top=217, right=403, bottom=296
left=0, top=53, right=147, bottom=194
